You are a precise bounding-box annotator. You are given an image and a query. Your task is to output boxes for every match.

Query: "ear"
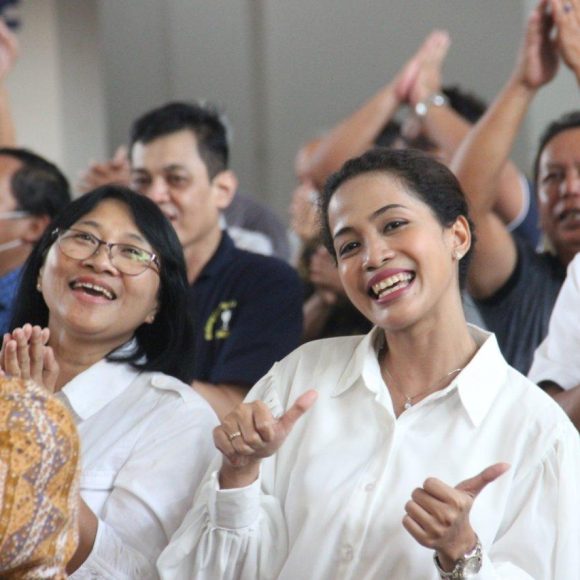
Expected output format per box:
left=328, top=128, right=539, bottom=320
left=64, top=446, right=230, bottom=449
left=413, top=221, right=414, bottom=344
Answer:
left=21, top=215, right=51, bottom=244
left=210, top=169, right=238, bottom=211
left=449, top=215, right=471, bottom=261
left=145, top=301, right=159, bottom=325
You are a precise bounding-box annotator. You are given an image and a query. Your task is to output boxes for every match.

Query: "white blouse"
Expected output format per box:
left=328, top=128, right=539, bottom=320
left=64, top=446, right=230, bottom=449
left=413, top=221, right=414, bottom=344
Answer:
left=157, top=326, right=580, bottom=580
left=60, top=358, right=218, bottom=579
left=529, top=254, right=580, bottom=390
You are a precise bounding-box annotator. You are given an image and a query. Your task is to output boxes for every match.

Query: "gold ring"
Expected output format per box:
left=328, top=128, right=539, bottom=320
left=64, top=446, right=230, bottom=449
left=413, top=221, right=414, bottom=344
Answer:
left=227, top=431, right=242, bottom=441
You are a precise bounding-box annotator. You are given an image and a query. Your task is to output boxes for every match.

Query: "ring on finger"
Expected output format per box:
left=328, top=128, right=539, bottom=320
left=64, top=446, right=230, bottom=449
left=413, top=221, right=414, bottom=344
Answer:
left=227, top=431, right=242, bottom=441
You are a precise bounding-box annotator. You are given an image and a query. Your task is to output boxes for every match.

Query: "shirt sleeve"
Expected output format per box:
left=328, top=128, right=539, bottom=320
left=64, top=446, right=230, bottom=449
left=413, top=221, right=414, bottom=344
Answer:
left=76, top=389, right=219, bottom=579
left=528, top=255, right=580, bottom=390
left=157, top=372, right=288, bottom=580
left=209, top=259, right=303, bottom=387
left=474, top=420, right=580, bottom=579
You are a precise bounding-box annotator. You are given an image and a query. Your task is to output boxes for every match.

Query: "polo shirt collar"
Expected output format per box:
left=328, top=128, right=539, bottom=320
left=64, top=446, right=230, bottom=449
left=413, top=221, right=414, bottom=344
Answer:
left=59, top=340, right=141, bottom=421
left=331, top=325, right=506, bottom=427
left=197, top=231, right=235, bottom=281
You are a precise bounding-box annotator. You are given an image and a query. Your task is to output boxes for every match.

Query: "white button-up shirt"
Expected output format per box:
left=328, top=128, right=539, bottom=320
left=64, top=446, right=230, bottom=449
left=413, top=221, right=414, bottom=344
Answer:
left=529, top=254, right=580, bottom=390
left=60, top=358, right=218, bottom=579
left=158, top=326, right=580, bottom=580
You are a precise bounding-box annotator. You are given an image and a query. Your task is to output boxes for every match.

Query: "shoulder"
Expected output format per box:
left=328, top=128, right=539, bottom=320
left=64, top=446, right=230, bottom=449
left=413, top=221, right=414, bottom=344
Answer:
left=131, top=371, right=217, bottom=424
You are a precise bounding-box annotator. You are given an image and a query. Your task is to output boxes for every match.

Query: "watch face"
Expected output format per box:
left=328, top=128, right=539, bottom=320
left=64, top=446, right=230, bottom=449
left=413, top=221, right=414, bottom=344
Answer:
left=463, top=556, right=482, bottom=575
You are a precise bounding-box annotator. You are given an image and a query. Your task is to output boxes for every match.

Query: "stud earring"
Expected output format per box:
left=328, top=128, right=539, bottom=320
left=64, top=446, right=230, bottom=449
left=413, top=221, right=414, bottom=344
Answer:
left=36, top=282, right=42, bottom=292
left=454, top=250, right=462, bottom=260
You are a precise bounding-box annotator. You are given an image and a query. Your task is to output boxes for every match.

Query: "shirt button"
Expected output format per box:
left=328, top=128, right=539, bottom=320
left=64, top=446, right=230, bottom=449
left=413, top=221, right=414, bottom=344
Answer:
left=342, top=544, right=354, bottom=562
left=364, top=482, right=376, bottom=492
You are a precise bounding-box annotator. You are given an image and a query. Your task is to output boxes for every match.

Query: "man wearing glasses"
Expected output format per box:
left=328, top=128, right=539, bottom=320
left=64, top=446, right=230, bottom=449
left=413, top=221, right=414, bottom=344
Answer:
left=0, top=148, right=70, bottom=334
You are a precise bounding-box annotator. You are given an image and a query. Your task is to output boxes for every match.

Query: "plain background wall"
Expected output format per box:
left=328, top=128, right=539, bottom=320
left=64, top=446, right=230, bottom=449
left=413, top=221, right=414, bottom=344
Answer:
left=8, top=0, right=580, bottom=216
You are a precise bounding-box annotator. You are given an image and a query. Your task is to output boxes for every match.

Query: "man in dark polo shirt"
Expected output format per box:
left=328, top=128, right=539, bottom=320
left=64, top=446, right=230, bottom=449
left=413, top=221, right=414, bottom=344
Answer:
left=129, top=101, right=303, bottom=418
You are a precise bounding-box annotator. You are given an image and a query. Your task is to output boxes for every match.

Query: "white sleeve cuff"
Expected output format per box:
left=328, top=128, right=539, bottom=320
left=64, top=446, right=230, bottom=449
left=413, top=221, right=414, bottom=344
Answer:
left=208, top=470, right=262, bottom=529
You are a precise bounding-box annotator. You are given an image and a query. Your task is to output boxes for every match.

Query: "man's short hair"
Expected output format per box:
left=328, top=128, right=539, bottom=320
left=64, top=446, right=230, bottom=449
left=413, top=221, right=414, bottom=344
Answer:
left=0, top=148, right=71, bottom=218
left=129, top=101, right=230, bottom=178
left=533, top=110, right=580, bottom=185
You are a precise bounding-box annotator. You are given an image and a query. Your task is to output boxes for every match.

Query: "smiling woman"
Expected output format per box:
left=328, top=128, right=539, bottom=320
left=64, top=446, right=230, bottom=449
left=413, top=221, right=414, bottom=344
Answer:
left=157, top=149, right=580, bottom=580
left=1, top=185, right=218, bottom=579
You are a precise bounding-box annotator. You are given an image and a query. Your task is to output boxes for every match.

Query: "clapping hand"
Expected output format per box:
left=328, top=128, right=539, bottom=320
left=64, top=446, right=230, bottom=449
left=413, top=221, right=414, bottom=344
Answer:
left=77, top=145, right=131, bottom=193
left=550, top=0, right=580, bottom=78
left=403, top=463, right=510, bottom=570
left=216, top=390, right=318, bottom=488
left=0, top=324, right=59, bottom=392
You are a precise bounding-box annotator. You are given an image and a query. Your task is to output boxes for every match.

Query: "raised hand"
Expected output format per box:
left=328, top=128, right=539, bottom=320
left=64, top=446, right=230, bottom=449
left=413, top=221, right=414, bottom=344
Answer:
left=0, top=324, right=59, bottom=392
left=514, top=0, right=559, bottom=90
left=0, top=19, right=18, bottom=81
left=77, top=145, right=131, bottom=193
left=408, top=30, right=451, bottom=106
left=393, top=30, right=450, bottom=104
left=403, top=463, right=510, bottom=569
left=216, top=390, right=318, bottom=488
left=551, top=0, right=580, bottom=79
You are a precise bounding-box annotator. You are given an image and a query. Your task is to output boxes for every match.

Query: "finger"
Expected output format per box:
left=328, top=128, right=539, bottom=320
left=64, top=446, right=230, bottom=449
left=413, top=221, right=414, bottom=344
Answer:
left=28, top=326, right=45, bottom=381
left=402, top=513, right=430, bottom=545
left=253, top=401, right=277, bottom=443
left=455, top=462, right=510, bottom=498
left=42, top=347, right=59, bottom=393
left=40, top=327, right=50, bottom=345
left=277, top=389, right=318, bottom=433
left=13, top=328, right=31, bottom=378
left=112, top=145, right=129, bottom=164
left=0, top=333, right=9, bottom=367
left=3, top=339, right=21, bottom=377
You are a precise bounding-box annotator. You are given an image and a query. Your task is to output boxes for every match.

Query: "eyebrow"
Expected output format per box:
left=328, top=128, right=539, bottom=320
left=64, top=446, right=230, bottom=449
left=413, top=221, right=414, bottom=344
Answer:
left=333, top=203, right=407, bottom=240
left=75, top=220, right=147, bottom=244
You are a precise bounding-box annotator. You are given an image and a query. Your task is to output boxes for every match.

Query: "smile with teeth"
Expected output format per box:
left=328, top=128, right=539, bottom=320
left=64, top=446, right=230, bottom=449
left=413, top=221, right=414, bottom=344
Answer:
left=370, top=272, right=414, bottom=298
left=70, top=281, right=116, bottom=300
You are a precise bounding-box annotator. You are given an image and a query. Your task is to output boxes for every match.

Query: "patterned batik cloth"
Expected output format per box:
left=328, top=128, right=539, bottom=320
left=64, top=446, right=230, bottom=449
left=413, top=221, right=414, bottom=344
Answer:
left=0, top=376, right=80, bottom=579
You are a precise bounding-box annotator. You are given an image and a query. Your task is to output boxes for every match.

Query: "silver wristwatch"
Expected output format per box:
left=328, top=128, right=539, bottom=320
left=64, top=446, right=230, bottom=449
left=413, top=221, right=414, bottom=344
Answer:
left=433, top=536, right=482, bottom=579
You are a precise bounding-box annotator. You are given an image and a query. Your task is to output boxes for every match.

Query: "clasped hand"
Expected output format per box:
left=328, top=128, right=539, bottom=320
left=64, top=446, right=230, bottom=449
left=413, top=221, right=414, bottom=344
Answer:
left=0, top=324, right=59, bottom=392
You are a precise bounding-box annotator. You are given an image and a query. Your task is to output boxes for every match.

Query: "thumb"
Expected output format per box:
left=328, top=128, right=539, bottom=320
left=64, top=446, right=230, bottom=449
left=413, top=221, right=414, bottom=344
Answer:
left=456, top=462, right=510, bottom=498
left=278, top=389, right=318, bottom=433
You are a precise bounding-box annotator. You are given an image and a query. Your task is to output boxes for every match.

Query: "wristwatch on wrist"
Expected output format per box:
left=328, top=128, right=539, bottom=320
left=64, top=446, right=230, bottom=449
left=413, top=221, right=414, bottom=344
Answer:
left=433, top=536, right=483, bottom=579
left=414, top=92, right=448, bottom=117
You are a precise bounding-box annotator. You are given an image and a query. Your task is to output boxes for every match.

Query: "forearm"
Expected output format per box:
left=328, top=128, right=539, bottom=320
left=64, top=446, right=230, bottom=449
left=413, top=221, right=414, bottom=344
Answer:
left=302, top=83, right=401, bottom=189
left=451, top=77, right=537, bottom=217
left=0, top=84, right=16, bottom=146
left=541, top=382, right=580, bottom=429
left=193, top=380, right=249, bottom=420
left=67, top=499, right=98, bottom=573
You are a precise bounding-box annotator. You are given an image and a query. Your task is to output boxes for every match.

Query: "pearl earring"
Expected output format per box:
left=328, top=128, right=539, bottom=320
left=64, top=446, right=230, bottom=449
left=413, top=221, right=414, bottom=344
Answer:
left=36, top=282, right=42, bottom=292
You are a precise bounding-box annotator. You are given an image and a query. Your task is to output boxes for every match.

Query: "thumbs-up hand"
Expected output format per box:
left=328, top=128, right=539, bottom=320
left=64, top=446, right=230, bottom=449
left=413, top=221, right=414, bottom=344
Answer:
left=216, top=390, right=318, bottom=489
left=403, top=463, right=510, bottom=570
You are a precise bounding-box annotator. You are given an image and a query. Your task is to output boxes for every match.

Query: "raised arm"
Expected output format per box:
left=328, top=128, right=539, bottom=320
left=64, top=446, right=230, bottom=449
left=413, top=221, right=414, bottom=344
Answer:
left=0, top=20, right=18, bottom=147
left=298, top=31, right=448, bottom=190
left=451, top=0, right=559, bottom=299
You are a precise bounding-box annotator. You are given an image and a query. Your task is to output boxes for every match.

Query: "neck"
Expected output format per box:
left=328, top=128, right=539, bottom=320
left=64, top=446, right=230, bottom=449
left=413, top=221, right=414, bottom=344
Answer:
left=49, top=327, right=131, bottom=392
left=379, top=300, right=477, bottom=401
left=183, top=227, right=223, bottom=284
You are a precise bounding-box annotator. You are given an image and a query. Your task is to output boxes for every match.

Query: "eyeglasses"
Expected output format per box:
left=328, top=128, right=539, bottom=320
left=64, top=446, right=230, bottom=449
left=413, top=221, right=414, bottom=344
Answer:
left=53, top=228, right=160, bottom=276
left=0, top=210, right=31, bottom=220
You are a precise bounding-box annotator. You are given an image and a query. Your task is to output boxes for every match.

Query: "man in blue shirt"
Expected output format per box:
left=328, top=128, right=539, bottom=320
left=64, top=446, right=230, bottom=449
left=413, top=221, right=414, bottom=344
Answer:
left=0, top=148, right=70, bottom=334
left=129, top=102, right=303, bottom=418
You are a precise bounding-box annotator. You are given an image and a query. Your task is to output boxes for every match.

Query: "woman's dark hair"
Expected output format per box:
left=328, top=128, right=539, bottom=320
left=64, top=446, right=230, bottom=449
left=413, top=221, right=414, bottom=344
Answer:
left=320, top=148, right=475, bottom=288
left=10, top=185, right=195, bottom=382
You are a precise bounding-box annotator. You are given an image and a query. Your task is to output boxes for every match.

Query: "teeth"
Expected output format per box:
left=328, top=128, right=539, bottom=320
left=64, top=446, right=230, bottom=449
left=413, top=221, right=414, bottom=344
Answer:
left=372, top=273, right=413, bottom=297
left=72, top=281, right=115, bottom=300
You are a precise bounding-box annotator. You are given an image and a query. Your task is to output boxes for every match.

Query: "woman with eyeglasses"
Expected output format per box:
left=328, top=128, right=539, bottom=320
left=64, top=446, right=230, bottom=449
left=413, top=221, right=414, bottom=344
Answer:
left=0, top=185, right=218, bottom=579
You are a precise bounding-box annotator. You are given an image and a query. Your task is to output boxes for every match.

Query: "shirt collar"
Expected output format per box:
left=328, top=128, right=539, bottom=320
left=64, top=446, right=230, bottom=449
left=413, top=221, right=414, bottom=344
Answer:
left=59, top=340, right=141, bottom=421
left=331, top=325, right=507, bottom=427
left=198, top=230, right=235, bottom=281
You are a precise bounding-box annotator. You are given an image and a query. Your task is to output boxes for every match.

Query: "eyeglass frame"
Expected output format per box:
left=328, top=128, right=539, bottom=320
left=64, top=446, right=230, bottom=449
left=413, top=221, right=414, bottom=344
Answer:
left=52, top=227, right=161, bottom=276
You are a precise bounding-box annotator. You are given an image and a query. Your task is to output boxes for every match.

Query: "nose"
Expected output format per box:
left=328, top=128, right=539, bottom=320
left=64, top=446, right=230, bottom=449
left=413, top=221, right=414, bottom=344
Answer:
left=145, top=176, right=171, bottom=204
left=81, top=244, right=118, bottom=274
left=560, top=167, right=580, bottom=197
left=362, top=236, right=394, bottom=270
